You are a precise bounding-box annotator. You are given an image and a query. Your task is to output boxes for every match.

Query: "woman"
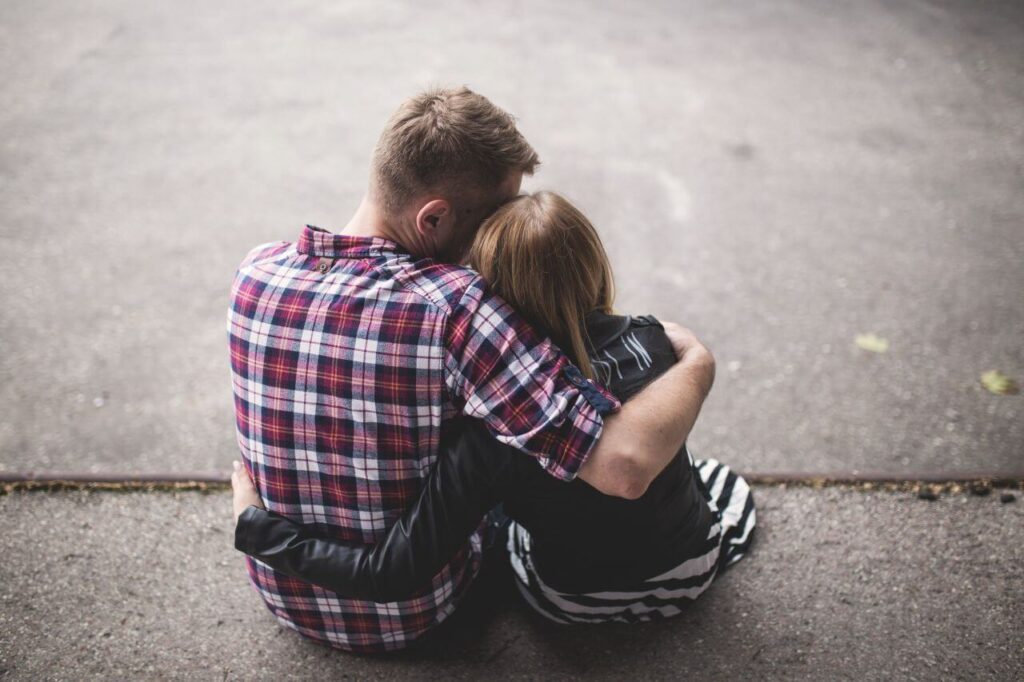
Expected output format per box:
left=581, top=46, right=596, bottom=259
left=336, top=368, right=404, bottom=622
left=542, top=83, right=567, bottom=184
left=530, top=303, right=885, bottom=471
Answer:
left=231, top=191, right=755, bottom=624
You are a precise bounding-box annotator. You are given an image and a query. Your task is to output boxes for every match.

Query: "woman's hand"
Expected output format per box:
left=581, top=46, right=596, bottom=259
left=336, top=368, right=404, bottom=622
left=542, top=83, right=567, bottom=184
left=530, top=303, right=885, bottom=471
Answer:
left=232, top=460, right=265, bottom=523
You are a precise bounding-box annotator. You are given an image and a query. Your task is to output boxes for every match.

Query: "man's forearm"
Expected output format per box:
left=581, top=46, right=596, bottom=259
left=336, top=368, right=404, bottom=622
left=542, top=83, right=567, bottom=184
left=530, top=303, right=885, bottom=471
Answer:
left=577, top=345, right=715, bottom=498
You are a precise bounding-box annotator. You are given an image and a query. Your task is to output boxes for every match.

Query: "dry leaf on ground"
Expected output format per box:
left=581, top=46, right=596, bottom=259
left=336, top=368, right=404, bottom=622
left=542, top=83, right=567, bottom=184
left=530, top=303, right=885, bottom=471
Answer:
left=854, top=333, right=889, bottom=353
left=980, top=370, right=1019, bottom=395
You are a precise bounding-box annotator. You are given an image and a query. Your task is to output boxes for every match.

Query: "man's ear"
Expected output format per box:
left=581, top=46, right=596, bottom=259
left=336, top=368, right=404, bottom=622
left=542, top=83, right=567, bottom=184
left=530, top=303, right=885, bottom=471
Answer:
left=415, top=199, right=452, bottom=240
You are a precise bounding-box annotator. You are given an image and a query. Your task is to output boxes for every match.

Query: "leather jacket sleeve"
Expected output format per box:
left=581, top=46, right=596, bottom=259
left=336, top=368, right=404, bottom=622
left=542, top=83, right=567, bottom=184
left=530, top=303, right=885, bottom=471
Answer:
left=234, top=417, right=530, bottom=602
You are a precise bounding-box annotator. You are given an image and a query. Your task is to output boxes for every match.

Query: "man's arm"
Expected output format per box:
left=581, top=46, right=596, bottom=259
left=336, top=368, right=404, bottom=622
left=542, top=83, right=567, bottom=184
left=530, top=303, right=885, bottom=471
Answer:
left=577, top=323, right=715, bottom=500
left=444, top=279, right=622, bottom=483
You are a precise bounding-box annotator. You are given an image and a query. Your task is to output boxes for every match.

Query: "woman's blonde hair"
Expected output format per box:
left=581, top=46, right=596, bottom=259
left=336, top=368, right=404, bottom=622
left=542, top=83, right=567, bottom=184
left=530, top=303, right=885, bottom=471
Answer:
left=467, top=191, right=615, bottom=379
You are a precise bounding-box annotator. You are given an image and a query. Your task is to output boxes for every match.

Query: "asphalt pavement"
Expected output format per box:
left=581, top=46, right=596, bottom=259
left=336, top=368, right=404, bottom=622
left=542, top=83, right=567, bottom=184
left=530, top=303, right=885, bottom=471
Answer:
left=1, top=0, right=1022, bottom=477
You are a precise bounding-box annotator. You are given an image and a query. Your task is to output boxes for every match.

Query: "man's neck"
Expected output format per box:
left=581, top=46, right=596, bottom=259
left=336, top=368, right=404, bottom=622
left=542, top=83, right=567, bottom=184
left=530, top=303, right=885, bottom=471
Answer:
left=341, top=194, right=434, bottom=259
left=341, top=195, right=394, bottom=240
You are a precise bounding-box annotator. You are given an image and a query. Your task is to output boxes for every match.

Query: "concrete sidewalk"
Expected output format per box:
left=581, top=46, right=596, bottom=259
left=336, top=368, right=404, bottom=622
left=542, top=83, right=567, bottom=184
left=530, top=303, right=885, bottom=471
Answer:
left=1, top=486, right=1020, bottom=680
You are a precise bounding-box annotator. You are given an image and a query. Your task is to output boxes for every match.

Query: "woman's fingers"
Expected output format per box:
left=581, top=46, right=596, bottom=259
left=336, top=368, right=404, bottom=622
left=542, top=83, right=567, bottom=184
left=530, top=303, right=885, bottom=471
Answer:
left=231, top=461, right=244, bottom=491
left=231, top=460, right=254, bottom=490
left=230, top=460, right=266, bottom=521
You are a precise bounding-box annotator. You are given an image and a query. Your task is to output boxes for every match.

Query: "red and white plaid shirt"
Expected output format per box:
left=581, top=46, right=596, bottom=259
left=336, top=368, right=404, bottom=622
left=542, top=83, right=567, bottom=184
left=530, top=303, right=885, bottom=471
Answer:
left=227, top=225, right=619, bottom=652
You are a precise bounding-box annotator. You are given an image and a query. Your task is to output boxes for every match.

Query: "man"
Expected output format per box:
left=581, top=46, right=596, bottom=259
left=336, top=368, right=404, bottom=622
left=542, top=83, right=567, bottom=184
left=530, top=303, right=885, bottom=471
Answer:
left=227, top=86, right=714, bottom=652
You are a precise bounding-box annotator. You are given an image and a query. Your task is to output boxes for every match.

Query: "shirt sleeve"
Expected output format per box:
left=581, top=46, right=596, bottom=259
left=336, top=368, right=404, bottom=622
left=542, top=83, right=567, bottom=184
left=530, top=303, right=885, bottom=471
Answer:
left=443, top=277, right=621, bottom=482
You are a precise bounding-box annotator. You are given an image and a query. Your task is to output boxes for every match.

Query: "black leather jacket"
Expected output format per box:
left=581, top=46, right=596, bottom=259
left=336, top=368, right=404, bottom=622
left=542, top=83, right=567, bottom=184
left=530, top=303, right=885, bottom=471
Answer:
left=235, top=312, right=714, bottom=601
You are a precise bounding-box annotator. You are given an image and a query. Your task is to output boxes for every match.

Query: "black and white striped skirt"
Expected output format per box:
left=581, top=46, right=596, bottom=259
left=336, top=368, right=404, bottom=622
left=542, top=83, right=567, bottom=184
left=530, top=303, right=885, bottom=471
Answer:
left=506, top=457, right=756, bottom=624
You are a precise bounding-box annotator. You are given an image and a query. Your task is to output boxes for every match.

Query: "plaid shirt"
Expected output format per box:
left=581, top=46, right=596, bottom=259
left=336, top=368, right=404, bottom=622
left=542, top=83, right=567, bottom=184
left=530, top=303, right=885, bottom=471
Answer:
left=227, top=225, right=619, bottom=652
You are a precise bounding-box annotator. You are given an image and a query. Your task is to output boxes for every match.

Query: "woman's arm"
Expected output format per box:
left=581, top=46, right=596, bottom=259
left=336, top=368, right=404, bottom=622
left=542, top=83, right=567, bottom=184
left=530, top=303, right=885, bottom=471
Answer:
left=231, top=418, right=527, bottom=602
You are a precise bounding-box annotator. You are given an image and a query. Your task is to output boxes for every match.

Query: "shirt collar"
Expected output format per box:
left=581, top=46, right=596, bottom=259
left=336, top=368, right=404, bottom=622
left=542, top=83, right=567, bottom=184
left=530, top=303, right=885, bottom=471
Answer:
left=584, top=310, right=633, bottom=353
left=297, top=225, right=405, bottom=259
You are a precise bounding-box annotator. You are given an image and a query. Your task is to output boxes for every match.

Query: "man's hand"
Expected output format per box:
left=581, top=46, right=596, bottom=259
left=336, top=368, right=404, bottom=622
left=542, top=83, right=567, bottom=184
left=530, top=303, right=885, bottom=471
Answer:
left=232, top=460, right=265, bottom=523
left=661, top=320, right=715, bottom=392
left=577, top=320, right=715, bottom=499
left=661, top=321, right=705, bottom=361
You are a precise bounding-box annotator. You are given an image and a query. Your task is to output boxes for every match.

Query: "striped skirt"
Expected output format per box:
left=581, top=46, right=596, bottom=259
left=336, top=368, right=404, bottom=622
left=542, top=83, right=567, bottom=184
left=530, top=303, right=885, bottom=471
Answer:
left=506, top=457, right=756, bottom=624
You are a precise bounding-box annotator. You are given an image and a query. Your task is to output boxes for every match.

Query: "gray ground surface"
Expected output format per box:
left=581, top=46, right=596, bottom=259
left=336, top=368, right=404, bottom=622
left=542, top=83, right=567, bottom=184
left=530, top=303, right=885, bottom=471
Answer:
left=0, top=487, right=1021, bottom=680
left=1, top=0, right=1022, bottom=476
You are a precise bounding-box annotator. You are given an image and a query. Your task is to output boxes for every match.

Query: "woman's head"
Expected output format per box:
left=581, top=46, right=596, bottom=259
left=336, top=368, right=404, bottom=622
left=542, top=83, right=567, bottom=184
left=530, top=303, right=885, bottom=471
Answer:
left=467, top=191, right=615, bottom=379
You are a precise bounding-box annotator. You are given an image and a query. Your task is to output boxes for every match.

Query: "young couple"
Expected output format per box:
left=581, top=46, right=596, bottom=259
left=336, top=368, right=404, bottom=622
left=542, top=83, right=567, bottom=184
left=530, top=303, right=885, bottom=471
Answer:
left=227, top=86, right=755, bottom=653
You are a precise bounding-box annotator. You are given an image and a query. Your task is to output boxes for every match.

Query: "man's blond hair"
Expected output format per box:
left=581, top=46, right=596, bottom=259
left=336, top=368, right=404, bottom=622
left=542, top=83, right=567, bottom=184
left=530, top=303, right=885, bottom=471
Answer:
left=371, top=87, right=540, bottom=215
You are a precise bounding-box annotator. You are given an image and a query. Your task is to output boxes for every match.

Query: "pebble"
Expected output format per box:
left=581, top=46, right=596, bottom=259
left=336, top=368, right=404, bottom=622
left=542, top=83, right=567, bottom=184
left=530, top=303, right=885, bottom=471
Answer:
left=917, top=489, right=938, bottom=501
left=969, top=483, right=991, bottom=497
left=1000, top=492, right=1016, bottom=504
